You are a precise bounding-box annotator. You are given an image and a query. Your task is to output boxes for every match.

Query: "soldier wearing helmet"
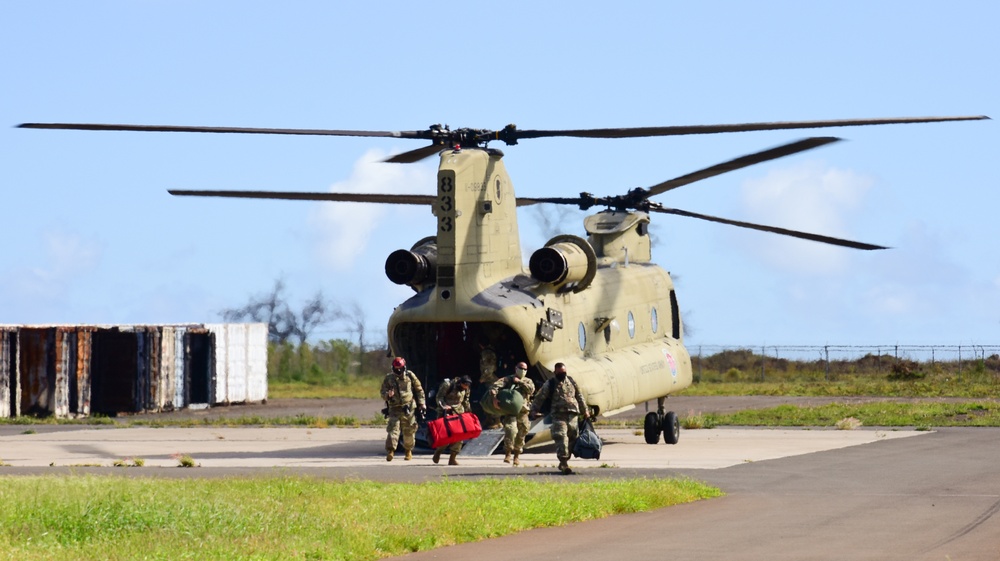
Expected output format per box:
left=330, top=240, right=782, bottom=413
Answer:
left=380, top=356, right=426, bottom=462
left=490, top=361, right=535, bottom=466
left=431, top=375, right=473, bottom=465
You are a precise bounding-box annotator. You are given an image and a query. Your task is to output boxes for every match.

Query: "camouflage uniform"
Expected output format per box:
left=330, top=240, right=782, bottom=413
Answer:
left=479, top=345, right=498, bottom=386
left=491, top=371, right=535, bottom=464
left=478, top=344, right=501, bottom=429
left=433, top=378, right=471, bottom=464
left=530, top=373, right=587, bottom=473
left=380, top=368, right=425, bottom=460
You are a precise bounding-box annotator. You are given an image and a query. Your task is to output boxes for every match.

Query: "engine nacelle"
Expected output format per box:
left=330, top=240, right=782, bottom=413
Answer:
left=385, top=238, right=438, bottom=289
left=529, top=234, right=597, bottom=292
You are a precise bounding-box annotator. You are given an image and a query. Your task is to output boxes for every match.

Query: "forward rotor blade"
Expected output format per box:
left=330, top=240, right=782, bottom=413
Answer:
left=513, top=115, right=989, bottom=141
left=168, top=190, right=434, bottom=205
left=646, top=137, right=842, bottom=198
left=651, top=207, right=888, bottom=250
left=384, top=144, right=446, bottom=163
left=18, top=122, right=428, bottom=139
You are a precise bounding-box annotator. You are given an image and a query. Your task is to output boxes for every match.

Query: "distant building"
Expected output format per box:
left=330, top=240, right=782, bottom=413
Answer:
left=0, top=323, right=267, bottom=418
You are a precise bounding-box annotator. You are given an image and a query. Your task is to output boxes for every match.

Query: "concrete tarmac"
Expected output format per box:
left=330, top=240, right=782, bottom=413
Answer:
left=2, top=425, right=998, bottom=559
left=0, top=424, right=917, bottom=471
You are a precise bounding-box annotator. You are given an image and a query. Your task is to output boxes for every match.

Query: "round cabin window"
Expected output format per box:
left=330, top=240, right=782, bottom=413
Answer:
left=651, top=307, right=659, bottom=333
left=627, top=311, right=636, bottom=338
left=578, top=322, right=587, bottom=351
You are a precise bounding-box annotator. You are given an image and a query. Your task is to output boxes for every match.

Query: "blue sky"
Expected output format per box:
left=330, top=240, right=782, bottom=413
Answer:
left=2, top=2, right=996, bottom=347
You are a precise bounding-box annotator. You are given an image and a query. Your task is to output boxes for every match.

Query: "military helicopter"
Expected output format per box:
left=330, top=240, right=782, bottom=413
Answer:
left=18, top=115, right=988, bottom=448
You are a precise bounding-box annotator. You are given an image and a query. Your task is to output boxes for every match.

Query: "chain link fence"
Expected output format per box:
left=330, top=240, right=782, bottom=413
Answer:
left=690, top=345, right=1000, bottom=382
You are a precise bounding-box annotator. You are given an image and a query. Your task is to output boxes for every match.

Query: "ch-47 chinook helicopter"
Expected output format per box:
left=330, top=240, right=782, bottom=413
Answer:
left=19, top=115, right=988, bottom=448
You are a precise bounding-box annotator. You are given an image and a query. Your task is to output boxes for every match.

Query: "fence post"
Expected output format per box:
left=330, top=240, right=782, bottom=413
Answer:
left=958, top=345, right=962, bottom=378
left=824, top=345, right=830, bottom=381
left=697, top=345, right=703, bottom=383
left=761, top=345, right=766, bottom=382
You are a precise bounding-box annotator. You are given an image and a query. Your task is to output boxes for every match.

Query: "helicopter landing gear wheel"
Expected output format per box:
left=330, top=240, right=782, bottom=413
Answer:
left=643, top=412, right=661, bottom=444
left=662, top=411, right=680, bottom=444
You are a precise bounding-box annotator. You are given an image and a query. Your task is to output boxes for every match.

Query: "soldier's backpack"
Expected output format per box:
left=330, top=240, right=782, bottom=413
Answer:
left=573, top=418, right=602, bottom=460
left=538, top=375, right=581, bottom=415
left=537, top=378, right=557, bottom=415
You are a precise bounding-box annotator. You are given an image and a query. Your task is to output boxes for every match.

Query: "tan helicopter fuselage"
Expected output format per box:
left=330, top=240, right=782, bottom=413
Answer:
left=386, top=148, right=692, bottom=418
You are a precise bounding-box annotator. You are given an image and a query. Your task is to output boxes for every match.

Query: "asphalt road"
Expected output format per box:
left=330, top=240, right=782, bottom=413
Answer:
left=3, top=397, right=999, bottom=559
left=394, top=428, right=1000, bottom=561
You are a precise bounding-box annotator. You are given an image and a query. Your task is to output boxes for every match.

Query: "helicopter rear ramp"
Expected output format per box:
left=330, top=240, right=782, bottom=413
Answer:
left=458, top=428, right=505, bottom=456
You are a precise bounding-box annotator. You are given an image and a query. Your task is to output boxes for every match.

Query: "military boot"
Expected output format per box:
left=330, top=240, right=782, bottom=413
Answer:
left=503, top=448, right=512, bottom=463
left=512, top=452, right=520, bottom=466
left=386, top=450, right=394, bottom=462
left=449, top=452, right=459, bottom=466
left=558, top=459, right=572, bottom=474
left=404, top=449, right=412, bottom=461
left=432, top=449, right=442, bottom=464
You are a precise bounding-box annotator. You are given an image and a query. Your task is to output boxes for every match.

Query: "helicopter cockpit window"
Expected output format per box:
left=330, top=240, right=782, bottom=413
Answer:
left=627, top=311, right=636, bottom=338
left=578, top=322, right=587, bottom=351
left=651, top=307, right=659, bottom=334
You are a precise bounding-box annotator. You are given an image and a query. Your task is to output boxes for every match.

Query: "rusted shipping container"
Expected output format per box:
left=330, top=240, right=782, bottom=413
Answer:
left=0, top=326, right=15, bottom=418
left=0, top=323, right=266, bottom=419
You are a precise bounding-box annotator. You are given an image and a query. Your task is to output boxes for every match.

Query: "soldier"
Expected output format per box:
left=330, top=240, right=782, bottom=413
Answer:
left=478, top=338, right=499, bottom=385
left=490, top=361, right=535, bottom=466
left=529, top=362, right=589, bottom=474
left=477, top=338, right=501, bottom=429
left=380, top=356, right=426, bottom=462
left=432, top=375, right=473, bottom=466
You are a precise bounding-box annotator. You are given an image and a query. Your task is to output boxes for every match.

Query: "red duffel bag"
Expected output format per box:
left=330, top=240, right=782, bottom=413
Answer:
left=428, top=412, right=482, bottom=448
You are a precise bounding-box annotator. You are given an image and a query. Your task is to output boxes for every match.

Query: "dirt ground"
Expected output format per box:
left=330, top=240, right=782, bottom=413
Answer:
left=121, top=394, right=985, bottom=423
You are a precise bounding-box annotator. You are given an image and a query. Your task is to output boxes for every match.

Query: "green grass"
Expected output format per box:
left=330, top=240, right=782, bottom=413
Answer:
left=0, top=475, right=721, bottom=561
left=269, top=378, right=381, bottom=399
left=698, top=401, right=1000, bottom=428
left=128, top=414, right=384, bottom=429
left=687, top=367, right=1000, bottom=398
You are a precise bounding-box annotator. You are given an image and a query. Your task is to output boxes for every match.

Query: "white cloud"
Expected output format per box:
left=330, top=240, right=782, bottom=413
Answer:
left=43, top=230, right=101, bottom=277
left=739, top=161, right=874, bottom=275
left=0, top=230, right=102, bottom=321
left=309, top=149, right=436, bottom=270
left=863, top=283, right=917, bottom=315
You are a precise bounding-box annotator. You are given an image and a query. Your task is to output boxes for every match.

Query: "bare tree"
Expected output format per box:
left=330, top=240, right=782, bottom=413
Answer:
left=297, top=290, right=344, bottom=344
left=221, top=279, right=342, bottom=344
left=342, top=301, right=369, bottom=374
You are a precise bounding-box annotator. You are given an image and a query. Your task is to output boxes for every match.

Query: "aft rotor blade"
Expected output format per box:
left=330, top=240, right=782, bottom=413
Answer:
left=651, top=206, right=888, bottom=250
left=513, top=116, right=989, bottom=140
left=168, top=189, right=434, bottom=205
left=18, top=122, right=430, bottom=139
left=516, top=197, right=587, bottom=207
left=384, top=143, right=446, bottom=163
left=646, top=137, right=842, bottom=198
